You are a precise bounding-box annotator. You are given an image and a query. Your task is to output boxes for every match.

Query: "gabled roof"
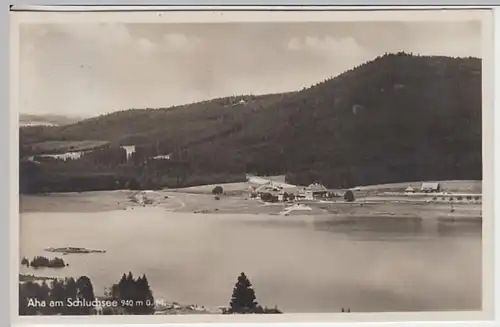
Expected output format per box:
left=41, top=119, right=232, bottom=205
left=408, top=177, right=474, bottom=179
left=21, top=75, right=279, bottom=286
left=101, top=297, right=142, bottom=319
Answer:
left=255, top=183, right=282, bottom=193
left=305, top=183, right=328, bottom=192
left=421, top=182, right=440, bottom=189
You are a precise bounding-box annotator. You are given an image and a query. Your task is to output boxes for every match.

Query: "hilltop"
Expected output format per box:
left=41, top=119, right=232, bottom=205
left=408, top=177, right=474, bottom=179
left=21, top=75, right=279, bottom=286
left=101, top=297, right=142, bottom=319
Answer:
left=19, top=52, right=482, bottom=192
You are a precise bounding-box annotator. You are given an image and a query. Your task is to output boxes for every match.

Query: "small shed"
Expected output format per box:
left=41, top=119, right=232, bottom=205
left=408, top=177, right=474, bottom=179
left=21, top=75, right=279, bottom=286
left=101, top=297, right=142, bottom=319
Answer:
left=404, top=186, right=415, bottom=193
left=421, top=182, right=440, bottom=193
left=305, top=183, right=328, bottom=199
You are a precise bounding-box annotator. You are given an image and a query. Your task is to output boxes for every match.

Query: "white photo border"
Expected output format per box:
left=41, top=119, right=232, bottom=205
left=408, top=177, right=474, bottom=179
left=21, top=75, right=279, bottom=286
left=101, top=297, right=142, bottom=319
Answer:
left=6, top=4, right=499, bottom=327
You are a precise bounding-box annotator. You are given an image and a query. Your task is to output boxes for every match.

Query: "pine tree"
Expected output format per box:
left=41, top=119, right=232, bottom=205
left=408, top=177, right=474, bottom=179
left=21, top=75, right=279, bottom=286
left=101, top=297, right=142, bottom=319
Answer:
left=136, top=274, right=155, bottom=314
left=19, top=281, right=42, bottom=315
left=49, top=279, right=66, bottom=314
left=110, top=283, right=120, bottom=300
left=124, top=272, right=137, bottom=314
left=64, top=277, right=79, bottom=315
left=229, top=272, right=259, bottom=313
left=117, top=273, right=127, bottom=298
left=76, top=276, right=96, bottom=314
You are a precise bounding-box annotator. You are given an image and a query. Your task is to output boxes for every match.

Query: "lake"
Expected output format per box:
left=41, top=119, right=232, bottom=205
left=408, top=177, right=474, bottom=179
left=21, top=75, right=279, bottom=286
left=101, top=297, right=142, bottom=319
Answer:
left=19, top=200, right=482, bottom=313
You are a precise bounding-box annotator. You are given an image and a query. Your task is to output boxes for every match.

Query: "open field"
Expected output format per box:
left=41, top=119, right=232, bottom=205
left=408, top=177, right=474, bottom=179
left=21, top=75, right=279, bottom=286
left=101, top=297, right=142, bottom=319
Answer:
left=168, top=182, right=251, bottom=196
left=25, top=140, right=110, bottom=154
left=356, top=180, right=482, bottom=194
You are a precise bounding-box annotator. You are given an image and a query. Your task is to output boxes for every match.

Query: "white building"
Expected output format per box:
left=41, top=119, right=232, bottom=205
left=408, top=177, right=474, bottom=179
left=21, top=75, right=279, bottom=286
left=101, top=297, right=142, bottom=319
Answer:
left=421, top=182, right=440, bottom=193
left=304, top=183, right=328, bottom=199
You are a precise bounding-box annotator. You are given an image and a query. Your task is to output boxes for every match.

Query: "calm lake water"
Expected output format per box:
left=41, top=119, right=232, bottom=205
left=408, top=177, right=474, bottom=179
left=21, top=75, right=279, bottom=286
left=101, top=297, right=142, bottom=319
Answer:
left=19, top=206, right=482, bottom=313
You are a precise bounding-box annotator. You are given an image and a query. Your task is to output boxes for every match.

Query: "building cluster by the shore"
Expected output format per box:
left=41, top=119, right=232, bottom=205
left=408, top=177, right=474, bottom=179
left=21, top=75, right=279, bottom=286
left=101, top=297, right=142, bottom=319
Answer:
left=245, top=176, right=482, bottom=205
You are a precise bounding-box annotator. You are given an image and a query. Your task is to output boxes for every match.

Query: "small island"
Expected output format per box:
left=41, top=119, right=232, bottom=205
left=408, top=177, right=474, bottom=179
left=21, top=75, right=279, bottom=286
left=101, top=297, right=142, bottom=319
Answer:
left=22, top=256, right=67, bottom=269
left=44, top=247, right=106, bottom=255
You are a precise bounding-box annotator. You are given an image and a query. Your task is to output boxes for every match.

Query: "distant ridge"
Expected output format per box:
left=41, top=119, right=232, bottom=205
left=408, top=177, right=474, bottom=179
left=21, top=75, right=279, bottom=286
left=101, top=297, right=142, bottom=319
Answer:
left=20, top=114, right=83, bottom=127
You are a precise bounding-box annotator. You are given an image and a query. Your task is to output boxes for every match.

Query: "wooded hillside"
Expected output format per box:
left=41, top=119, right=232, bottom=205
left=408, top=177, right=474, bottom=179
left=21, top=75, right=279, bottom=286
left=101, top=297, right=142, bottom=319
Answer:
left=19, top=52, right=482, bottom=192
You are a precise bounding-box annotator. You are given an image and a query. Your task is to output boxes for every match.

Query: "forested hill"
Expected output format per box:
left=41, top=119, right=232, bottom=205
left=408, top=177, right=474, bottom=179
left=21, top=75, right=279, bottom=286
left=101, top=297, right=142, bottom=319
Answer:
left=20, top=52, right=482, bottom=190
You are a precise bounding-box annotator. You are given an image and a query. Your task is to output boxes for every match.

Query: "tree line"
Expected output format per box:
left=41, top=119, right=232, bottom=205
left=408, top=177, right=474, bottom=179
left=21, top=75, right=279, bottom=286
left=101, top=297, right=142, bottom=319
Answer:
left=20, top=144, right=246, bottom=194
left=19, top=271, right=282, bottom=315
left=19, top=276, right=96, bottom=315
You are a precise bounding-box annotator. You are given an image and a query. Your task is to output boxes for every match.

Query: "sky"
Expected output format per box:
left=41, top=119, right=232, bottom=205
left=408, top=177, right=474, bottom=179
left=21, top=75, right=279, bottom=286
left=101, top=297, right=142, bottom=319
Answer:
left=18, top=20, right=482, bottom=117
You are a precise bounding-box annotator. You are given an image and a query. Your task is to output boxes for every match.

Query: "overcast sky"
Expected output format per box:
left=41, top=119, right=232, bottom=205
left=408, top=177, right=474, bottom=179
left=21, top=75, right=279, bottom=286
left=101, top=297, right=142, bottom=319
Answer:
left=18, top=21, right=482, bottom=117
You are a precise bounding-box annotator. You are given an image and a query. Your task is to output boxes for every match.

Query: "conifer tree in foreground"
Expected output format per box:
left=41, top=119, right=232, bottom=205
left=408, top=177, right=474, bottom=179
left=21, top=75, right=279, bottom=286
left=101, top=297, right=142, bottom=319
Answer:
left=226, top=272, right=283, bottom=314
left=76, top=276, right=96, bottom=315
left=228, top=272, right=259, bottom=313
left=112, top=272, right=155, bottom=314
left=136, top=274, right=155, bottom=314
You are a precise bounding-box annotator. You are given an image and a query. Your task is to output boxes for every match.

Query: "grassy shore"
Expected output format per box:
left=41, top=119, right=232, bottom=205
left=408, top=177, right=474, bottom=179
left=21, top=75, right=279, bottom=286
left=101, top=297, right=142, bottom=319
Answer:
left=19, top=179, right=482, bottom=222
left=19, top=273, right=57, bottom=283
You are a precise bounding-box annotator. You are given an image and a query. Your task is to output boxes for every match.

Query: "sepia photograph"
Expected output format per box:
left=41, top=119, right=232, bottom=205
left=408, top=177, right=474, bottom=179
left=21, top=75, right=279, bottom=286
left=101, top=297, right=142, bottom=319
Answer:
left=11, top=7, right=494, bottom=323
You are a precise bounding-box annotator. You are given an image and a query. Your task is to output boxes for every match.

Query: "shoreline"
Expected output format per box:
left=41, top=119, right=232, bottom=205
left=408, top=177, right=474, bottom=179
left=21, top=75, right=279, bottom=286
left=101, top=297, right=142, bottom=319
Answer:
left=19, top=188, right=482, bottom=222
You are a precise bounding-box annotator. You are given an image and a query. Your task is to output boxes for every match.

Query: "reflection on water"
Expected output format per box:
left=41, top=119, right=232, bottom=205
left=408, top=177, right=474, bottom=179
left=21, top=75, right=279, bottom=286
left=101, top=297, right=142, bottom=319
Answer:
left=19, top=208, right=482, bottom=313
left=240, top=215, right=482, bottom=240
left=313, top=216, right=482, bottom=239
left=437, top=220, right=482, bottom=237
left=313, top=216, right=425, bottom=236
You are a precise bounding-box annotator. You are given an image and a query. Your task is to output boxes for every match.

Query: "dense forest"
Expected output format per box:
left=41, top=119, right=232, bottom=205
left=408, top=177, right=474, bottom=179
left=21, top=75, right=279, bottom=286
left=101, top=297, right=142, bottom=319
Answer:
left=19, top=275, right=97, bottom=315
left=19, top=52, right=482, bottom=193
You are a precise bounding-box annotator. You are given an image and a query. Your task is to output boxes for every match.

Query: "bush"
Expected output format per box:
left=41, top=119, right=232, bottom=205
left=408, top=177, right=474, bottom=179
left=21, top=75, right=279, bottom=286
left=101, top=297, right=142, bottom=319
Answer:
left=261, top=192, right=278, bottom=202
left=344, top=190, right=355, bottom=202
left=328, top=192, right=340, bottom=198
left=212, top=186, right=224, bottom=195
left=261, top=306, right=282, bottom=314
